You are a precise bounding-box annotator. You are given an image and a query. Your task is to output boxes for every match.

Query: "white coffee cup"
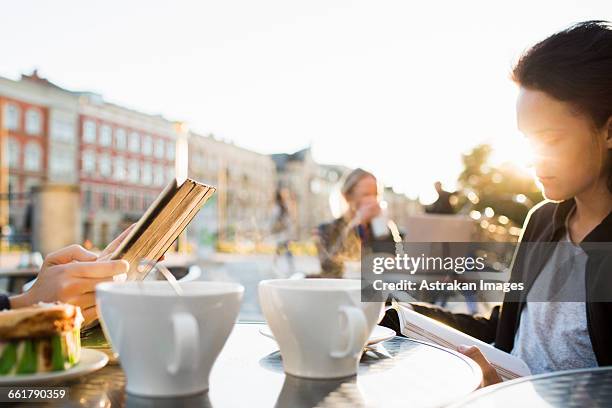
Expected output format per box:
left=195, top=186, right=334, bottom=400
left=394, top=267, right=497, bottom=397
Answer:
left=370, top=210, right=390, bottom=238
left=96, top=281, right=244, bottom=397
left=258, top=279, right=383, bottom=379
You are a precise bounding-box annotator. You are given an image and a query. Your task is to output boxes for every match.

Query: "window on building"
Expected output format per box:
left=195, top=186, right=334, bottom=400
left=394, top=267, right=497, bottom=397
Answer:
left=142, top=135, right=153, bottom=156
left=24, top=142, right=42, bottom=172
left=82, top=150, right=96, bottom=174
left=100, top=222, right=109, bottom=246
left=208, top=157, right=218, bottom=172
left=25, top=109, right=42, bottom=135
left=99, top=154, right=112, bottom=178
left=108, top=193, right=115, bottom=210
left=143, top=194, right=151, bottom=209
left=166, top=166, right=174, bottom=182
left=114, top=156, right=126, bottom=181
left=50, top=119, right=74, bottom=142
left=4, top=103, right=20, bottom=130
left=83, top=120, right=97, bottom=143
left=154, top=138, right=165, bottom=159
left=189, top=151, right=199, bottom=170
left=49, top=147, right=75, bottom=178
left=154, top=164, right=165, bottom=186
left=115, top=128, right=127, bottom=150
left=7, top=137, right=20, bottom=168
left=128, top=161, right=140, bottom=184
left=129, top=195, right=139, bottom=211
left=141, top=162, right=153, bottom=184
left=128, top=132, right=140, bottom=152
left=101, top=191, right=109, bottom=209
left=84, top=188, right=92, bottom=209
left=100, top=125, right=113, bottom=146
left=166, top=140, right=175, bottom=160
left=114, top=193, right=123, bottom=211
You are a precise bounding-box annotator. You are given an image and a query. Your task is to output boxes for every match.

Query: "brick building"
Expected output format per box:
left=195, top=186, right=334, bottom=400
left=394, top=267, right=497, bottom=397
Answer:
left=77, top=95, right=178, bottom=245
left=0, top=72, right=74, bottom=239
left=0, top=71, right=419, bottom=251
left=0, top=71, right=278, bottom=249
left=0, top=72, right=181, bottom=247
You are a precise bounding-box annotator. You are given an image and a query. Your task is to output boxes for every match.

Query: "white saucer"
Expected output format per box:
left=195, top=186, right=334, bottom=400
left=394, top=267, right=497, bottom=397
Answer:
left=0, top=348, right=109, bottom=385
left=260, top=324, right=396, bottom=346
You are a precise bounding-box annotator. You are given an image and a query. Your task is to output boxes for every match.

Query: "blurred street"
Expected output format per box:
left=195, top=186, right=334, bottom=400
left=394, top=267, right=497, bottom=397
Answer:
left=194, top=253, right=320, bottom=321
left=0, top=249, right=494, bottom=321
left=181, top=252, right=487, bottom=321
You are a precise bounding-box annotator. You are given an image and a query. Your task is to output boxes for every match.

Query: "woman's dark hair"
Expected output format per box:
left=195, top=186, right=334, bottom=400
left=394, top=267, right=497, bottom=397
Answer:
left=512, top=20, right=612, bottom=191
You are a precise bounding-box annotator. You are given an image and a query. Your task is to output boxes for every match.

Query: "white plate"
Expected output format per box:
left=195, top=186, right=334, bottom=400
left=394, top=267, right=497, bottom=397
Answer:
left=260, top=325, right=396, bottom=346
left=0, top=348, right=109, bottom=385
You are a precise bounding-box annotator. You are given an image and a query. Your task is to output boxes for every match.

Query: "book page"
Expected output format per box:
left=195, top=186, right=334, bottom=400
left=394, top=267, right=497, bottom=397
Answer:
left=394, top=302, right=531, bottom=380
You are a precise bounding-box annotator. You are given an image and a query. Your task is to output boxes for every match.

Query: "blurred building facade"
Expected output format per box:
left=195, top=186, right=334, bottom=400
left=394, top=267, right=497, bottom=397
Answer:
left=1, top=71, right=420, bottom=251
left=78, top=93, right=179, bottom=246
left=188, top=132, right=276, bottom=246
left=0, top=71, right=78, bottom=244
left=0, top=72, right=180, bottom=248
left=0, top=72, right=279, bottom=249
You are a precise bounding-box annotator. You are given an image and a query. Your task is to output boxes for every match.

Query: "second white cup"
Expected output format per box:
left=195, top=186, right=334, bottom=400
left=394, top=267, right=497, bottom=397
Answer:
left=258, top=278, right=383, bottom=379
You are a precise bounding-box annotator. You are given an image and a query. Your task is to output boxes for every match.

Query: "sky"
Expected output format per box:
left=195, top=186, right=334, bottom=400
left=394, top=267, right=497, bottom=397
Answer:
left=1, top=0, right=610, bottom=201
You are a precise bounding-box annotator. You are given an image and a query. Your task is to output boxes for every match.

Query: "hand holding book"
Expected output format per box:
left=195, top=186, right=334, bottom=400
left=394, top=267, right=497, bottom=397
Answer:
left=457, top=345, right=503, bottom=387
left=391, top=301, right=531, bottom=381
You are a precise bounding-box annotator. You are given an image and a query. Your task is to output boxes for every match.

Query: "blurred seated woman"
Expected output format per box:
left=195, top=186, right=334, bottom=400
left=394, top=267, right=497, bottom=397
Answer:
left=315, top=168, right=401, bottom=278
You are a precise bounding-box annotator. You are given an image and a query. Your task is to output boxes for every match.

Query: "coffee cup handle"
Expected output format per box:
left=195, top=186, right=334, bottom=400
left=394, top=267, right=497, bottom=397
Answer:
left=167, top=312, right=200, bottom=374
left=330, top=306, right=367, bottom=359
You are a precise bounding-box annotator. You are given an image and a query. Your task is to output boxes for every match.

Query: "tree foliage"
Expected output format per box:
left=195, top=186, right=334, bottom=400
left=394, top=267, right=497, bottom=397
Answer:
left=457, top=144, right=542, bottom=226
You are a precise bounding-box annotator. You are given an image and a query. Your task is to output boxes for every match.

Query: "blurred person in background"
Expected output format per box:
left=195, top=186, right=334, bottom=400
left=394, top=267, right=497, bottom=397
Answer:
left=426, top=181, right=456, bottom=214
left=270, top=188, right=296, bottom=274
left=315, top=168, right=402, bottom=278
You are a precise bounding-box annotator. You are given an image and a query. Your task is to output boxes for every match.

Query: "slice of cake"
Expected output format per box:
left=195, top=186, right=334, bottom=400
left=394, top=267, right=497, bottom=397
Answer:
left=0, top=303, right=83, bottom=375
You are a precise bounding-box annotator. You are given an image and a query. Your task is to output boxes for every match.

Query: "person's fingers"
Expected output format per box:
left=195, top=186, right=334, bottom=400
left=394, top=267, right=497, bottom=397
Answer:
left=65, top=292, right=97, bottom=311
left=65, top=260, right=129, bottom=279
left=458, top=345, right=487, bottom=366
left=45, top=245, right=97, bottom=267
left=98, top=224, right=137, bottom=260
left=57, top=277, right=114, bottom=300
left=457, top=345, right=502, bottom=387
left=81, top=306, right=98, bottom=327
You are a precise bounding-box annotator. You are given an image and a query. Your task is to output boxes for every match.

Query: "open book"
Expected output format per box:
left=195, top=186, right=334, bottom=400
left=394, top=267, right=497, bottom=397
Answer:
left=111, top=178, right=216, bottom=280
left=392, top=302, right=531, bottom=381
